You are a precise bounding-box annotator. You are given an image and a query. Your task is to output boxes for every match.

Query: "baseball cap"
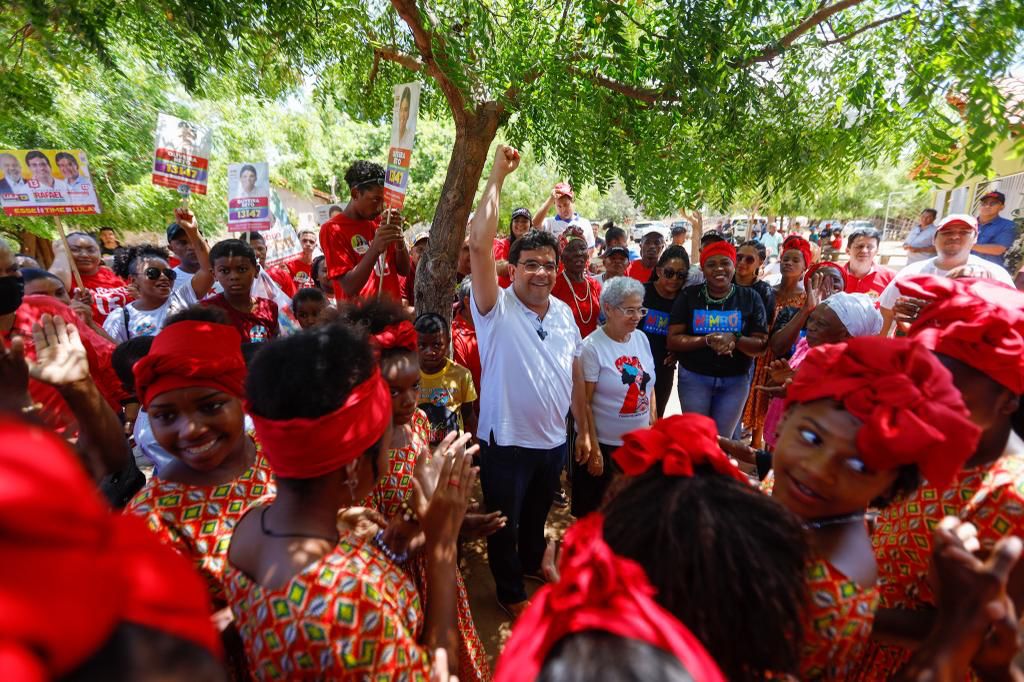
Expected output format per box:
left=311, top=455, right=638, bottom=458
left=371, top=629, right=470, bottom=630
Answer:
left=979, top=190, right=1006, bottom=204
left=603, top=246, right=630, bottom=259
left=510, top=207, right=532, bottom=222
left=166, top=222, right=185, bottom=241
left=410, top=227, right=430, bottom=245
left=553, top=182, right=574, bottom=199
left=936, top=214, right=978, bottom=232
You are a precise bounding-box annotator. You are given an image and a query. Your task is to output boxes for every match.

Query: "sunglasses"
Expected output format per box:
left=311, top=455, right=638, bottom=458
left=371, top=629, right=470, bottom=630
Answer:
left=660, top=268, right=688, bottom=280
left=143, top=267, right=177, bottom=282
left=737, top=254, right=758, bottom=264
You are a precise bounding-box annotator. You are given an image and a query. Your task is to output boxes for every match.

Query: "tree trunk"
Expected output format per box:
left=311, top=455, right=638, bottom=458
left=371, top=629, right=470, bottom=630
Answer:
left=413, top=104, right=500, bottom=322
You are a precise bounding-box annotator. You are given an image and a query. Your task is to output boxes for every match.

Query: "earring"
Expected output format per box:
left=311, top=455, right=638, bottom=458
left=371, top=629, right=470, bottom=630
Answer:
left=345, top=477, right=358, bottom=504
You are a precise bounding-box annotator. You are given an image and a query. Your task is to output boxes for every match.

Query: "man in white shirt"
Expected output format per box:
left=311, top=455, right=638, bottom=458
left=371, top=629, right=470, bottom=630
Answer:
left=533, top=182, right=596, bottom=250
left=758, top=222, right=783, bottom=258
left=879, top=213, right=1015, bottom=335
left=902, top=208, right=938, bottom=264
left=469, top=146, right=592, bottom=618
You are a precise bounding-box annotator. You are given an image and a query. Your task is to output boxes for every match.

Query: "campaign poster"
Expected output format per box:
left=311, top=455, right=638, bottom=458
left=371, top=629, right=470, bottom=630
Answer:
left=383, top=82, right=421, bottom=209
left=264, top=189, right=303, bottom=266
left=227, top=161, right=271, bottom=232
left=315, top=203, right=345, bottom=225
left=152, top=113, right=212, bottom=195
left=0, top=149, right=102, bottom=217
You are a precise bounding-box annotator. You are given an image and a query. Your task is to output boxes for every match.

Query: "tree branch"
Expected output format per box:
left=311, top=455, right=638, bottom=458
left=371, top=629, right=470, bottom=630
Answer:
left=567, top=66, right=668, bottom=105
left=743, top=0, right=867, bottom=65
left=390, top=0, right=469, bottom=120
left=817, top=10, right=910, bottom=47
left=373, top=46, right=424, bottom=72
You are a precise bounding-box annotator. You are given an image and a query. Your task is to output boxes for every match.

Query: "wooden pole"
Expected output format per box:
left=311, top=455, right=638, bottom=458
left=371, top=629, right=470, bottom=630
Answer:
left=53, top=215, right=84, bottom=292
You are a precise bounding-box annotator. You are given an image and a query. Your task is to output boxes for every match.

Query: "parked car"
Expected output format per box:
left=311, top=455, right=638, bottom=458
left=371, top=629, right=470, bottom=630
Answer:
left=842, top=220, right=876, bottom=237
left=631, top=221, right=670, bottom=242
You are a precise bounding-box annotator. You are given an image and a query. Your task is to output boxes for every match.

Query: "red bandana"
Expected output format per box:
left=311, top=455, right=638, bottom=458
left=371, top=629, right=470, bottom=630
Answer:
left=784, top=337, right=980, bottom=488
left=250, top=368, right=392, bottom=479
left=900, top=274, right=1024, bottom=395
left=370, top=319, right=418, bottom=353
left=803, top=261, right=847, bottom=291
left=781, top=235, right=812, bottom=269
left=0, top=418, right=220, bottom=680
left=613, top=414, right=748, bottom=483
left=699, top=240, right=737, bottom=268
left=558, top=225, right=587, bottom=254
left=134, top=320, right=246, bottom=409
left=494, top=513, right=725, bottom=682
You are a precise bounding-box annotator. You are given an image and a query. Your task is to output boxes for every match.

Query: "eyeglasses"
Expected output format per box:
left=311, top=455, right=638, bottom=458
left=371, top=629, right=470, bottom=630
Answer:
left=143, top=267, right=177, bottom=282
left=660, top=268, right=687, bottom=280
left=616, top=306, right=649, bottom=317
left=518, top=260, right=557, bottom=274
left=737, top=254, right=758, bottom=265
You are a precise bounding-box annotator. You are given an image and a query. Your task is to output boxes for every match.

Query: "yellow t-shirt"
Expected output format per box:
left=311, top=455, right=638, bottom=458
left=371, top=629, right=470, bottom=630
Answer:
left=418, top=359, right=478, bottom=445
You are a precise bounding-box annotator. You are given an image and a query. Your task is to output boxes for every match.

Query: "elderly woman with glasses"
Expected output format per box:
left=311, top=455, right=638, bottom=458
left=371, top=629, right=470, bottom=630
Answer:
left=577, top=276, right=657, bottom=517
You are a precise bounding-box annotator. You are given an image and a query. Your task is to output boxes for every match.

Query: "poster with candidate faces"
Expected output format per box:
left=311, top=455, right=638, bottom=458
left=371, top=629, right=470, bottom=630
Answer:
left=264, top=189, right=303, bottom=266
left=227, top=162, right=271, bottom=232
left=0, top=149, right=102, bottom=217
left=383, top=82, right=422, bottom=210
left=152, top=113, right=212, bottom=195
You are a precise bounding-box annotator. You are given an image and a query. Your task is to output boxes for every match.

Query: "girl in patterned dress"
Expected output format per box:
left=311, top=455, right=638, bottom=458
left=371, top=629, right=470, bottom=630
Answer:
left=850, top=275, right=1024, bottom=681
left=768, top=337, right=981, bottom=680
left=127, top=308, right=275, bottom=612
left=225, top=321, right=476, bottom=681
left=352, top=301, right=497, bottom=682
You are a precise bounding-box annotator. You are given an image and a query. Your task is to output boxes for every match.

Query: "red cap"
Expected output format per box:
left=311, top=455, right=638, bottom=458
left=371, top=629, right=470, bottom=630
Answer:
left=553, top=182, right=574, bottom=199
left=936, top=214, right=978, bottom=233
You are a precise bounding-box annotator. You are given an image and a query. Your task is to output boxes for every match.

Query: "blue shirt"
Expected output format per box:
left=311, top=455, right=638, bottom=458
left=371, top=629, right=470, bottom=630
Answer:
left=975, top=215, right=1017, bottom=266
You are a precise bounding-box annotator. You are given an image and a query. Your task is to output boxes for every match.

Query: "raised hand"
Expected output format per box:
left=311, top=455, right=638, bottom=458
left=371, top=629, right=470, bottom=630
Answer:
left=492, top=145, right=520, bottom=177
left=174, top=206, right=199, bottom=233
left=420, top=432, right=478, bottom=553
left=766, top=358, right=795, bottom=387
left=29, top=314, right=90, bottom=387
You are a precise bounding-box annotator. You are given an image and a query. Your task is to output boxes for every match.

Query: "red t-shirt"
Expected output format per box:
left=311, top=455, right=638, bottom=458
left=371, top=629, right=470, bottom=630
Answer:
left=451, top=315, right=481, bottom=397
left=493, top=237, right=513, bottom=288
left=73, top=267, right=133, bottom=325
left=319, top=213, right=401, bottom=301
left=3, top=295, right=127, bottom=437
left=265, top=265, right=297, bottom=298
left=285, top=257, right=314, bottom=290
left=626, top=260, right=654, bottom=283
left=200, top=294, right=280, bottom=343
left=551, top=274, right=602, bottom=338
left=841, top=263, right=895, bottom=302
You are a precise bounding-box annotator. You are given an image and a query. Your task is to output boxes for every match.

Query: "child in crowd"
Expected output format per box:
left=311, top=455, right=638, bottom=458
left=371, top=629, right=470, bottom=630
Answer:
left=290, top=287, right=328, bottom=330
left=414, top=312, right=478, bottom=445
left=192, top=239, right=279, bottom=343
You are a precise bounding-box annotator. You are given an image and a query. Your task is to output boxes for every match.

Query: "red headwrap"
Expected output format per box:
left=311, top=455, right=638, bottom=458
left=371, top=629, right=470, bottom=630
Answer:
left=370, top=319, right=418, bottom=353
left=781, top=235, right=812, bottom=269
left=784, top=338, right=980, bottom=488
left=803, top=261, right=847, bottom=292
left=250, top=367, right=392, bottom=479
left=613, top=414, right=748, bottom=483
left=558, top=225, right=587, bottom=254
left=0, top=418, right=219, bottom=680
left=494, top=513, right=725, bottom=682
left=134, top=320, right=246, bottom=409
left=899, top=274, right=1024, bottom=395
left=699, top=240, right=737, bottom=268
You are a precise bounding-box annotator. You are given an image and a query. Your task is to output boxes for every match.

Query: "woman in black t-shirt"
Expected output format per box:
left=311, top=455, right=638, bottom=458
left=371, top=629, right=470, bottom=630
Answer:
left=667, top=241, right=768, bottom=436
left=735, top=240, right=776, bottom=316
left=641, top=246, right=690, bottom=418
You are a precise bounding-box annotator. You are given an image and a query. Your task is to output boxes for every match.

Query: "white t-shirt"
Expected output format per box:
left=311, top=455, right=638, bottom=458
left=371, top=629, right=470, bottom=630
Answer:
left=102, top=287, right=194, bottom=342
left=171, top=265, right=196, bottom=292
left=878, top=254, right=1015, bottom=310
left=581, top=327, right=656, bottom=446
left=542, top=213, right=596, bottom=249
left=471, top=286, right=582, bottom=449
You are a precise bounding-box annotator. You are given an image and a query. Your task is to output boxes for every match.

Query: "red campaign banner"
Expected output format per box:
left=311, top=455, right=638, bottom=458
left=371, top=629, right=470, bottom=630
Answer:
left=4, top=204, right=100, bottom=217
left=382, top=187, right=406, bottom=209
left=154, top=148, right=210, bottom=169
left=388, top=147, right=412, bottom=168
left=152, top=174, right=208, bottom=195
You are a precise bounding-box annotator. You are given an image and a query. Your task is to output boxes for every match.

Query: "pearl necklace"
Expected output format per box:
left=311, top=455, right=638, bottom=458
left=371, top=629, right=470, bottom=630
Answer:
left=562, top=271, right=595, bottom=325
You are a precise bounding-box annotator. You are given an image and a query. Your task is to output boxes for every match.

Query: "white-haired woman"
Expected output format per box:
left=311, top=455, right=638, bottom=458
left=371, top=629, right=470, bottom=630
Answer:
left=577, top=276, right=657, bottom=517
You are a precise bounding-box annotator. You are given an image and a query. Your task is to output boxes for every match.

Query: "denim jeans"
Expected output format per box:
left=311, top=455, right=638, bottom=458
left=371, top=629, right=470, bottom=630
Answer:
left=479, top=433, right=567, bottom=604
left=730, top=363, right=757, bottom=439
left=677, top=365, right=753, bottom=437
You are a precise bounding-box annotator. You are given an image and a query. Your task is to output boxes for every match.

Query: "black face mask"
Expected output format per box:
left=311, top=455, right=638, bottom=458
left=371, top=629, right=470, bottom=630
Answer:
left=0, top=275, right=24, bottom=315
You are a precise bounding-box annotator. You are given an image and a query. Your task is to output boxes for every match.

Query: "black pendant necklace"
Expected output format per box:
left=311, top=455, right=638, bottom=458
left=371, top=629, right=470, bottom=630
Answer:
left=260, top=507, right=338, bottom=542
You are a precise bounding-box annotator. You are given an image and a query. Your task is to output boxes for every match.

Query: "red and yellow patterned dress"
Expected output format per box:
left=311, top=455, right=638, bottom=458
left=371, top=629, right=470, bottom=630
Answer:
left=126, top=438, right=275, bottom=607
left=225, top=534, right=431, bottom=680
left=849, top=452, right=1024, bottom=681
left=363, top=409, right=493, bottom=682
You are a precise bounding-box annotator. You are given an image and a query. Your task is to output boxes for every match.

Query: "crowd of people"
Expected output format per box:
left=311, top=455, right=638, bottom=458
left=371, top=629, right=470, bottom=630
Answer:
left=2, top=143, right=1024, bottom=681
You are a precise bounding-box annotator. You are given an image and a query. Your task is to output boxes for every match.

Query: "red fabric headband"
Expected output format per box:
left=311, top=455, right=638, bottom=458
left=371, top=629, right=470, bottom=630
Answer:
left=699, top=241, right=737, bottom=268
left=134, top=320, right=246, bottom=409
left=558, top=225, right=587, bottom=253
left=251, top=368, right=392, bottom=479
left=0, top=418, right=219, bottom=680
left=782, top=236, right=812, bottom=269
left=784, top=338, right=980, bottom=488
left=494, top=513, right=725, bottom=682
left=613, top=414, right=748, bottom=483
left=803, top=261, right=847, bottom=292
left=900, top=274, right=1024, bottom=395
left=370, top=320, right=418, bottom=353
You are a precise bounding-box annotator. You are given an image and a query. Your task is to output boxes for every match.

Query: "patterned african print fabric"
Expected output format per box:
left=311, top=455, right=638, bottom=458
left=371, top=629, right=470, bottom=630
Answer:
left=849, top=452, right=1024, bottom=681
left=126, top=438, right=274, bottom=607
left=800, top=557, right=879, bottom=681
left=225, top=534, right=431, bottom=681
left=362, top=409, right=493, bottom=682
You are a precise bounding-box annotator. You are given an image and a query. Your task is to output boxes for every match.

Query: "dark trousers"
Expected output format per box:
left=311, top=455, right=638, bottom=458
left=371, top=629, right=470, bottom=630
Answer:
left=479, top=433, right=566, bottom=604
left=569, top=441, right=620, bottom=518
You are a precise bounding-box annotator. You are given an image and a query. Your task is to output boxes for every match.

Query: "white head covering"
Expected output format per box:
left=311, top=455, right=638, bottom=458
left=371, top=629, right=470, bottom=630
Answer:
left=822, top=292, right=883, bottom=337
